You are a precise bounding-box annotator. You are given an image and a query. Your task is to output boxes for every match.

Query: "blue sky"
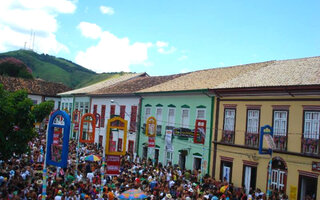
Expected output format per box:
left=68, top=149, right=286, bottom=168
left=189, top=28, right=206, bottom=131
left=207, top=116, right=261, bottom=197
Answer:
left=0, top=0, right=319, bottom=75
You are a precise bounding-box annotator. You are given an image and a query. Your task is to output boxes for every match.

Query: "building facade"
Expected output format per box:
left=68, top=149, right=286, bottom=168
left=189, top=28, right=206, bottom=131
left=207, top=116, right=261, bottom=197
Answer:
left=138, top=93, right=214, bottom=173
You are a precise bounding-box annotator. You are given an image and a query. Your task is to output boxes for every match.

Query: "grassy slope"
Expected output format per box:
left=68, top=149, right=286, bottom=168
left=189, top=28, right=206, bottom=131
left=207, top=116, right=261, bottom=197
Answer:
left=0, top=50, right=126, bottom=89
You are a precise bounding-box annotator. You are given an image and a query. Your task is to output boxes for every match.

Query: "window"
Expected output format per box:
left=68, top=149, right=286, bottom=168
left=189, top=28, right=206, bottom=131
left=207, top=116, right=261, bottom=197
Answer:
left=273, top=110, right=288, bottom=151
left=196, top=109, right=206, bottom=120
left=93, top=105, right=97, bottom=114
left=84, top=102, right=89, bottom=113
left=101, top=105, right=106, bottom=127
left=168, top=108, right=175, bottom=127
left=181, top=109, right=190, bottom=128
left=145, top=107, right=151, bottom=122
left=224, top=109, right=235, bottom=132
left=129, top=106, right=137, bottom=132
left=220, top=160, right=233, bottom=183
left=247, top=109, right=260, bottom=134
left=156, top=108, right=162, bottom=125
left=165, top=151, right=173, bottom=166
left=117, top=138, right=123, bottom=152
left=274, top=111, right=288, bottom=136
left=304, top=111, right=320, bottom=139
left=80, top=102, right=84, bottom=114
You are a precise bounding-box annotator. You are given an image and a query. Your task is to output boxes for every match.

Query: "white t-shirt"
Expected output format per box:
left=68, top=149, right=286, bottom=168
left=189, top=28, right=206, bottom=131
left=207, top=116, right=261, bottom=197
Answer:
left=87, top=172, right=94, bottom=182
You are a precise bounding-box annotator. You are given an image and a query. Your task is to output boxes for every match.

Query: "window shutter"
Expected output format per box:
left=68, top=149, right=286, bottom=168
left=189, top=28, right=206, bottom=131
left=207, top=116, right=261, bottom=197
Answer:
left=130, top=106, right=137, bottom=132
left=101, top=105, right=106, bottom=127
left=93, top=104, right=97, bottom=114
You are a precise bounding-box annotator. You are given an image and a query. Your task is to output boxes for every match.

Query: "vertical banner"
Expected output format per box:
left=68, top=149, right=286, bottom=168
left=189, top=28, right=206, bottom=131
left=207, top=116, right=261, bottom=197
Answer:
left=79, top=113, right=96, bottom=143
left=46, top=110, right=70, bottom=168
left=106, top=155, right=120, bottom=176
left=194, top=120, right=207, bottom=144
left=148, top=137, right=155, bottom=147
left=165, top=130, right=173, bottom=151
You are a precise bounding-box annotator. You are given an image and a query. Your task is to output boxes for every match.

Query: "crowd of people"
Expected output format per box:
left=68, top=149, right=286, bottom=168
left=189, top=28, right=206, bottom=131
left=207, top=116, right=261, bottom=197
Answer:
left=0, top=127, right=292, bottom=200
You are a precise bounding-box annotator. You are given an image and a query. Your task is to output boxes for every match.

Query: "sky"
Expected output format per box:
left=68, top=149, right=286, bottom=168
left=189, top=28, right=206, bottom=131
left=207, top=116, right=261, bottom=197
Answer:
left=0, top=0, right=319, bottom=76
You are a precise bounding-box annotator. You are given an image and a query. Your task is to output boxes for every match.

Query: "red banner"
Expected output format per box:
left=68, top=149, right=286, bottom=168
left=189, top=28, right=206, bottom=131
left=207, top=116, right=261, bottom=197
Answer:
left=194, top=120, right=206, bottom=144
left=106, top=155, right=120, bottom=176
left=148, top=137, right=155, bottom=147
left=53, top=128, right=62, bottom=145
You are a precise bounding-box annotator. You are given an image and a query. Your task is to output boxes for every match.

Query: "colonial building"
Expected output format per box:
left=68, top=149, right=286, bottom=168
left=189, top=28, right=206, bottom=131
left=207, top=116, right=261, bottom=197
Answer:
left=211, top=57, right=320, bottom=199
left=0, top=75, right=70, bottom=109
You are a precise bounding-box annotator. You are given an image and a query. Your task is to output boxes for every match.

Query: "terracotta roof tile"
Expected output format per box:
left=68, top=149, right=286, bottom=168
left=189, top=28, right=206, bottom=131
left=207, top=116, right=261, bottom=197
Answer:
left=90, top=74, right=184, bottom=95
left=0, top=76, right=70, bottom=96
left=59, top=73, right=147, bottom=95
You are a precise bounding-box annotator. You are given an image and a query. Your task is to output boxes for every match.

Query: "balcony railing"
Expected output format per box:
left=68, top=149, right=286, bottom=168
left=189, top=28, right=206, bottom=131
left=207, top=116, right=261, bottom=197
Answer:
left=302, top=137, right=319, bottom=154
left=273, top=135, right=287, bottom=151
left=245, top=132, right=259, bottom=147
left=221, top=130, right=235, bottom=144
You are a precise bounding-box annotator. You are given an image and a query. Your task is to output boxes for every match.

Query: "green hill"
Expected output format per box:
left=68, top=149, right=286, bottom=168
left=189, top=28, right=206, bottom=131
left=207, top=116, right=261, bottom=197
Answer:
left=0, top=50, right=129, bottom=89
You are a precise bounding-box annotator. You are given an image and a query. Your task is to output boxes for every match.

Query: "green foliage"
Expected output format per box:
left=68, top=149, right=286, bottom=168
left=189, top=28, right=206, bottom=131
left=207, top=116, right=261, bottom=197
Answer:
left=0, top=50, right=131, bottom=89
left=32, top=100, right=54, bottom=122
left=0, top=85, right=53, bottom=161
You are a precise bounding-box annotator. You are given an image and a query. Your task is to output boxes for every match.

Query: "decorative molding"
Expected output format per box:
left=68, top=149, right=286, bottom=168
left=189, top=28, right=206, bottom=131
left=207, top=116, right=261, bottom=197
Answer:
left=196, top=105, right=207, bottom=109
left=243, top=160, right=258, bottom=167
left=246, top=104, right=262, bottom=109
left=272, top=105, right=290, bottom=110
left=193, top=152, right=202, bottom=156
left=220, top=156, right=234, bottom=162
left=168, top=104, right=176, bottom=108
left=303, top=105, right=320, bottom=111
left=298, top=170, right=319, bottom=178
left=181, top=104, right=190, bottom=108
left=156, top=104, right=163, bottom=107
left=223, top=104, right=237, bottom=108
left=145, top=104, right=152, bottom=107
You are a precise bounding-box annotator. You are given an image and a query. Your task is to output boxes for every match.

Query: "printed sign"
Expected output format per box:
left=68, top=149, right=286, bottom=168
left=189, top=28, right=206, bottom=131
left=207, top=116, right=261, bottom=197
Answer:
left=194, top=120, right=206, bottom=144
left=165, top=130, right=173, bottom=151
left=106, top=155, right=120, bottom=176
left=148, top=137, right=155, bottom=147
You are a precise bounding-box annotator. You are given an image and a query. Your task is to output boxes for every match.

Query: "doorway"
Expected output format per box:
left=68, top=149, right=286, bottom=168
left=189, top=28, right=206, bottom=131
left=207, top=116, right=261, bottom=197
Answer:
left=298, top=175, right=317, bottom=200
left=155, top=148, right=159, bottom=164
left=242, top=165, right=257, bottom=194
left=179, top=153, right=186, bottom=170
left=142, top=146, right=148, bottom=159
left=193, top=156, right=202, bottom=171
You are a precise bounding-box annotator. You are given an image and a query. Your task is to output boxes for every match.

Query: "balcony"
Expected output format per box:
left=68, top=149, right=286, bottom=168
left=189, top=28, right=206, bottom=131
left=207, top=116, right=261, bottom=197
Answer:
left=245, top=132, right=259, bottom=147
left=221, top=130, right=235, bottom=144
left=273, top=136, right=287, bottom=151
left=302, top=137, right=319, bottom=155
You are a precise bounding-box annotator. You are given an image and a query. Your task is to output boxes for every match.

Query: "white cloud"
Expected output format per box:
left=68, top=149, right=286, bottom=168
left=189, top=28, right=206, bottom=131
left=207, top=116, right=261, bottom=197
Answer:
left=100, top=6, right=114, bottom=15
left=75, top=24, right=152, bottom=72
left=77, top=22, right=102, bottom=39
left=156, top=41, right=168, bottom=48
left=155, top=40, right=176, bottom=54
left=178, top=55, right=188, bottom=61
left=0, top=0, right=76, bottom=54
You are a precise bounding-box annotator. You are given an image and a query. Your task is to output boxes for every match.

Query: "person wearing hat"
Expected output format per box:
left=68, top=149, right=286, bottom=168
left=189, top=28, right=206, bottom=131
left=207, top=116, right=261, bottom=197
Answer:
left=54, top=190, right=63, bottom=200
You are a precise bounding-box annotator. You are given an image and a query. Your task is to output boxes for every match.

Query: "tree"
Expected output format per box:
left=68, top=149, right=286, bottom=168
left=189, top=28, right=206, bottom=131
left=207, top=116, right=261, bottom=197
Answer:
left=32, top=100, right=54, bottom=123
left=0, top=85, right=53, bottom=160
left=0, top=57, right=33, bottom=79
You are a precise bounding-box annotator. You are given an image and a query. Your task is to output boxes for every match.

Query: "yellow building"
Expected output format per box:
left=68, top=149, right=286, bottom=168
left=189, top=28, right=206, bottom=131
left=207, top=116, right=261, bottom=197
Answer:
left=210, top=57, right=320, bottom=200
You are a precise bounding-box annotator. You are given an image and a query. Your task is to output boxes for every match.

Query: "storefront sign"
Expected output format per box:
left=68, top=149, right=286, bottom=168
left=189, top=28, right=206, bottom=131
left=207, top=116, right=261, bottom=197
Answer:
left=106, top=155, right=120, bottom=176
left=312, top=161, right=320, bottom=172
left=173, top=127, right=194, bottom=138
left=148, top=137, right=155, bottom=147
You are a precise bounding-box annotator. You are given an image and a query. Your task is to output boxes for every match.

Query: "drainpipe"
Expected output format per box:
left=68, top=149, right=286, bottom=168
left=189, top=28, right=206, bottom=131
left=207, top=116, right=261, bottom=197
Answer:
left=212, top=97, right=220, bottom=177
left=136, top=97, right=143, bottom=156
left=207, top=95, right=214, bottom=175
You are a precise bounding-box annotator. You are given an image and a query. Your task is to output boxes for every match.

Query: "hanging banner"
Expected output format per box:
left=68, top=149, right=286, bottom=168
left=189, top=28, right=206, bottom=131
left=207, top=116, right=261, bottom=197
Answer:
left=165, top=130, right=173, bottom=151
left=148, top=137, right=155, bottom=147
left=106, top=155, right=120, bottom=176
left=79, top=113, right=96, bottom=143
left=106, top=117, right=128, bottom=156
left=46, top=110, right=71, bottom=168
left=146, top=116, right=157, bottom=137
left=194, top=120, right=206, bottom=144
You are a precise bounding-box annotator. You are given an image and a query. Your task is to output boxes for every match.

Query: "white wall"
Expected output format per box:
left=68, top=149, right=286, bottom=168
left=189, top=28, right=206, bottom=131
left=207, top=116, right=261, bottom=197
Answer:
left=45, top=97, right=61, bottom=110
left=28, top=94, right=43, bottom=104
left=91, top=97, right=140, bottom=152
